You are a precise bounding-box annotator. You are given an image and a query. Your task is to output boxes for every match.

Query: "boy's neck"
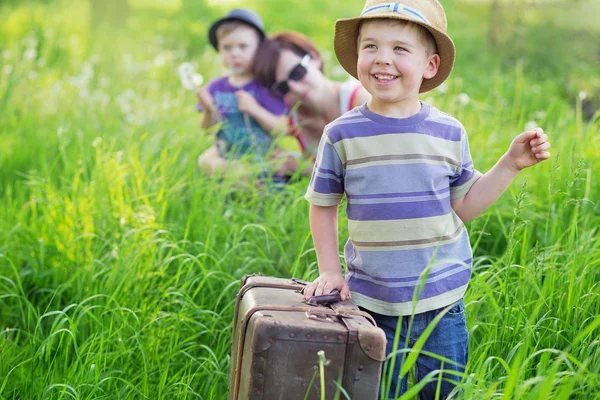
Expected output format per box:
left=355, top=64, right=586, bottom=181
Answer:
left=228, top=73, right=253, bottom=88
left=367, top=97, right=422, bottom=119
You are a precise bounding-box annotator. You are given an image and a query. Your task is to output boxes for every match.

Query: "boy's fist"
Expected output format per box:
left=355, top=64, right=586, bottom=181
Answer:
left=504, top=127, right=551, bottom=172
left=235, top=90, right=259, bottom=114
left=303, top=272, right=350, bottom=301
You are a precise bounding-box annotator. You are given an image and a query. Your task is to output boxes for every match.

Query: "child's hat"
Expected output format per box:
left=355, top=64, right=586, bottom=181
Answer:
left=208, top=8, right=265, bottom=50
left=334, top=0, right=455, bottom=93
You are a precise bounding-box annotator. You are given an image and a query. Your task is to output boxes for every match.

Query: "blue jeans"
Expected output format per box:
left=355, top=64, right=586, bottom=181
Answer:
left=369, top=300, right=468, bottom=399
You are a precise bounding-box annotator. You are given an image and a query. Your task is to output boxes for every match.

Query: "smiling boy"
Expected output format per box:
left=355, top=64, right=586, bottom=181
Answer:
left=302, top=0, right=551, bottom=398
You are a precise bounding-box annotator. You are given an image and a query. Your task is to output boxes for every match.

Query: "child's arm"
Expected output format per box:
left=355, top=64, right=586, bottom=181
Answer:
left=235, top=90, right=287, bottom=135
left=196, top=87, right=219, bottom=129
left=452, top=128, right=550, bottom=222
left=302, top=204, right=351, bottom=301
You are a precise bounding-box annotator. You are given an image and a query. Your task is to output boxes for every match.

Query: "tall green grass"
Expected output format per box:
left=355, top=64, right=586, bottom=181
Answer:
left=1, top=0, right=599, bottom=398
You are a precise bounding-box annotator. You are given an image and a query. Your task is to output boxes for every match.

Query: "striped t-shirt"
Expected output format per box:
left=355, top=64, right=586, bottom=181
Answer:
left=305, top=102, right=482, bottom=316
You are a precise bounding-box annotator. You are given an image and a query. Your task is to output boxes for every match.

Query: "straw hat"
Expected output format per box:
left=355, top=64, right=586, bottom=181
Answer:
left=334, top=0, right=455, bottom=93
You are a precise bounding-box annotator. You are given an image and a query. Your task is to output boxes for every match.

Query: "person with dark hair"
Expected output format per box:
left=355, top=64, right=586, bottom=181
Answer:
left=254, top=31, right=371, bottom=176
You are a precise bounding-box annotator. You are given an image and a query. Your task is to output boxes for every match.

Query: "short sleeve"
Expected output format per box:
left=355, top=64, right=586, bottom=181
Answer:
left=257, top=85, right=288, bottom=116
left=449, top=129, right=482, bottom=199
left=304, top=130, right=345, bottom=206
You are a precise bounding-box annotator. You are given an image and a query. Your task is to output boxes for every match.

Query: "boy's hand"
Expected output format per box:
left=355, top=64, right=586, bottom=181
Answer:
left=235, top=90, right=259, bottom=114
left=303, top=272, right=350, bottom=301
left=195, top=87, right=214, bottom=109
left=504, top=127, right=551, bottom=172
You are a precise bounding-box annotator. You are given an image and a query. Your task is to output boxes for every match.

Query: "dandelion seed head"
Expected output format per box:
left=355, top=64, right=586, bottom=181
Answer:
left=92, top=137, right=103, bottom=148
left=2, top=64, right=13, bottom=75
left=578, top=91, right=587, bottom=100
left=457, top=93, right=470, bottom=106
left=437, top=82, right=448, bottom=94
left=178, top=62, right=198, bottom=90
left=24, top=48, right=37, bottom=61
left=524, top=121, right=537, bottom=131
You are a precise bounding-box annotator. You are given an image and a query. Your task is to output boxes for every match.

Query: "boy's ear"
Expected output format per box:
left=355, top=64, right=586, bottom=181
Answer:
left=423, top=54, right=441, bottom=80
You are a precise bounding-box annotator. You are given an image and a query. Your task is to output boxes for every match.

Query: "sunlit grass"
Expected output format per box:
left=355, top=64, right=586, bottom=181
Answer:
left=0, top=0, right=599, bottom=399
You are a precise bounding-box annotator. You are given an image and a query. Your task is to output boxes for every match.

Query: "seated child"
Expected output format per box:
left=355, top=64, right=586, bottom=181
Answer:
left=196, top=9, right=288, bottom=176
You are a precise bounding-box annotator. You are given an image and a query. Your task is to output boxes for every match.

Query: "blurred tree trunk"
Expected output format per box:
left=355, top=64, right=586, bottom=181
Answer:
left=90, top=0, right=130, bottom=29
left=488, top=0, right=501, bottom=47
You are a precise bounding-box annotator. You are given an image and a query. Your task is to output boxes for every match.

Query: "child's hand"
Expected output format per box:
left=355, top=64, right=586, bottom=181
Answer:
left=303, top=272, right=350, bottom=301
left=235, top=90, right=259, bottom=114
left=195, top=87, right=214, bottom=109
left=504, top=127, right=551, bottom=172
left=269, top=149, right=299, bottom=177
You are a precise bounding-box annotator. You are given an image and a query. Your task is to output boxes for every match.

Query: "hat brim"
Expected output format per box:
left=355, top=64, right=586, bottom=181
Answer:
left=208, top=17, right=265, bottom=50
left=334, top=13, right=455, bottom=93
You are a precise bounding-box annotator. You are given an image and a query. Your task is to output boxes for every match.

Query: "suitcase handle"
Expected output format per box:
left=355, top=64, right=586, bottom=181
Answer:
left=305, top=290, right=341, bottom=306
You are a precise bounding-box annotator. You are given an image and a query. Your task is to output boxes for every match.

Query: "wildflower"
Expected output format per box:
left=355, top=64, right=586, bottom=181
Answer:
left=192, top=73, right=204, bottom=87
left=24, top=48, right=37, bottom=61
left=437, top=82, right=448, bottom=94
left=92, top=137, right=103, bottom=148
left=457, top=93, right=470, bottom=106
left=177, top=62, right=202, bottom=90
left=524, top=121, right=537, bottom=131
left=578, top=91, right=587, bottom=100
left=154, top=54, right=167, bottom=67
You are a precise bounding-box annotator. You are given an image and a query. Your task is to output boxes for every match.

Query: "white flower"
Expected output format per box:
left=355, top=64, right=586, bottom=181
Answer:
left=92, top=137, right=103, bottom=148
left=457, top=93, right=470, bottom=106
left=437, top=82, right=448, bottom=94
left=24, top=48, right=37, bottom=60
left=578, top=91, right=587, bottom=100
left=177, top=62, right=198, bottom=90
left=23, top=37, right=38, bottom=49
left=524, top=121, right=537, bottom=131
left=154, top=54, right=167, bottom=67
left=192, top=73, right=204, bottom=87
left=534, top=111, right=546, bottom=120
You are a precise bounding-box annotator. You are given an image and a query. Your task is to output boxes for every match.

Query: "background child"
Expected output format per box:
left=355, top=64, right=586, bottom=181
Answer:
left=302, top=0, right=551, bottom=398
left=196, top=8, right=288, bottom=177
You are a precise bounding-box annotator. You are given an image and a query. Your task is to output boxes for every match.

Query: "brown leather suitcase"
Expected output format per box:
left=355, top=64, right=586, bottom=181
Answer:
left=228, top=275, right=387, bottom=400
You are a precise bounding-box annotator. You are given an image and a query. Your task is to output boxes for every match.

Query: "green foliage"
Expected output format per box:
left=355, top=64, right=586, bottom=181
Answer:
left=0, top=0, right=599, bottom=399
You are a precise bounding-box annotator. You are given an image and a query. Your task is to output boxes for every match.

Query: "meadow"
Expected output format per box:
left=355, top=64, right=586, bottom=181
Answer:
left=0, top=0, right=599, bottom=398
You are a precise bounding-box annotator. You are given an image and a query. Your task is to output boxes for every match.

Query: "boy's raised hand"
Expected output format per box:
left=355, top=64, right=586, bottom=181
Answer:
left=504, top=127, right=551, bottom=172
left=303, top=272, right=351, bottom=302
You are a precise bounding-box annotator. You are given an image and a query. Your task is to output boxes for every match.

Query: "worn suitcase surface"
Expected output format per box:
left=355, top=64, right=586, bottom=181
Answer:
left=228, top=275, right=387, bottom=400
